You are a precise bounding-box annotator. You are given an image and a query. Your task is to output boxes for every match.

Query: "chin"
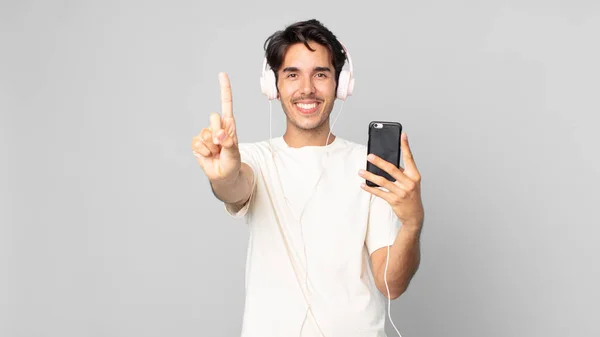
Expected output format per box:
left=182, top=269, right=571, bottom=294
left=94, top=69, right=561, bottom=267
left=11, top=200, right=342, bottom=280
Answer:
left=292, top=115, right=329, bottom=131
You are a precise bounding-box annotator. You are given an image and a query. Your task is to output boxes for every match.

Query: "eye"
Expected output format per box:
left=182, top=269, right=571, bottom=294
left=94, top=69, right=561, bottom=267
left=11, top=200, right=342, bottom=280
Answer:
left=287, top=73, right=297, bottom=78
left=315, top=73, right=327, bottom=78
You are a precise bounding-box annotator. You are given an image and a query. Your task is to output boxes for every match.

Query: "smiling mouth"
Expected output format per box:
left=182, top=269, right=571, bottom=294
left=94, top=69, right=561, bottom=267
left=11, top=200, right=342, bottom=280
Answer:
left=294, top=102, right=321, bottom=115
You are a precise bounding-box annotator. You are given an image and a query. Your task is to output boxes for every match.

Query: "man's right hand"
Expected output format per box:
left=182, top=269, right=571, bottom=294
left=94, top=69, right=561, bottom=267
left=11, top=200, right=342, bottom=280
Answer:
left=192, top=72, right=240, bottom=184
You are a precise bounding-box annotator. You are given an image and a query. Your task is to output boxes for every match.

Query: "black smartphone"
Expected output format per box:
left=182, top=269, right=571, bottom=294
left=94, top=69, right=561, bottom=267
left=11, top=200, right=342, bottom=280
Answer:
left=366, top=121, right=402, bottom=187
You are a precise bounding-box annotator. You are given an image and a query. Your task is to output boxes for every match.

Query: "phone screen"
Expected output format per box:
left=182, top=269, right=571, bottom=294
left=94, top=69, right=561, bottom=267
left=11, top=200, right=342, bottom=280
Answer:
left=366, top=121, right=402, bottom=187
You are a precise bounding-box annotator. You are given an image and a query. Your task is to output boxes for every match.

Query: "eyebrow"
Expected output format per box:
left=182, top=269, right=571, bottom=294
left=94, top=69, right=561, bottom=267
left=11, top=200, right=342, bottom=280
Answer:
left=282, top=66, right=332, bottom=73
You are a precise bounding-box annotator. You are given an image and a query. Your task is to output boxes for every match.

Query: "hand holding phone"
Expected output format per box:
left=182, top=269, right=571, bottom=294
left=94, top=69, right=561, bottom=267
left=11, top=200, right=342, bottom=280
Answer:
left=365, top=121, right=402, bottom=187
left=360, top=121, right=424, bottom=230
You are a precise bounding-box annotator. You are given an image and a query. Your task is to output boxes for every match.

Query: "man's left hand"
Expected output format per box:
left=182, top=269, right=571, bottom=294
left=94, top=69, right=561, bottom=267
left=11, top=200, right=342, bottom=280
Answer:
left=359, top=132, right=424, bottom=229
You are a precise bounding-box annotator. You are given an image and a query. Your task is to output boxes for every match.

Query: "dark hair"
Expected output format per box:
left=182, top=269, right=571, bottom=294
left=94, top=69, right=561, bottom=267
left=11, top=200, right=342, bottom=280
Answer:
left=263, top=19, right=347, bottom=89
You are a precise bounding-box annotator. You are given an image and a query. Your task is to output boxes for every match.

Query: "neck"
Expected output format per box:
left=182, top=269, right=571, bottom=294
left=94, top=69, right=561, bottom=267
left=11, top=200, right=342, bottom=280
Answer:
left=283, top=121, right=336, bottom=148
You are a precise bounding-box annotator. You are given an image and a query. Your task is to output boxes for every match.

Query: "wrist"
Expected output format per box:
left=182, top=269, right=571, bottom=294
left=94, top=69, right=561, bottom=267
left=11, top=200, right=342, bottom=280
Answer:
left=400, top=218, right=423, bottom=233
left=210, top=169, right=240, bottom=187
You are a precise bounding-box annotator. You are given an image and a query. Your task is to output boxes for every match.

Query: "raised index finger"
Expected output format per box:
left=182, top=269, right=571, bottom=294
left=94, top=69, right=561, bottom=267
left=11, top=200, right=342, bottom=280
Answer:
left=219, top=72, right=233, bottom=119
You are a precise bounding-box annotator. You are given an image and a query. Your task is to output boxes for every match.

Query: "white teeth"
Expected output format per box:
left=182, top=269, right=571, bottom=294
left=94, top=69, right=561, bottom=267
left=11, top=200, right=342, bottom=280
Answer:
left=296, top=103, right=317, bottom=109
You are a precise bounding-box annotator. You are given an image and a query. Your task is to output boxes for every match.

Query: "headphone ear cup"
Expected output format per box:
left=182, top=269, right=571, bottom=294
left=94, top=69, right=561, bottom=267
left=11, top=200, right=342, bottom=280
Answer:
left=347, top=75, right=355, bottom=97
left=336, top=70, right=351, bottom=100
left=261, top=69, right=277, bottom=100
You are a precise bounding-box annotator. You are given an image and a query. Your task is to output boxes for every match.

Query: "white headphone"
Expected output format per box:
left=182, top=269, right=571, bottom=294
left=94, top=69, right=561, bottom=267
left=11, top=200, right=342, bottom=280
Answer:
left=260, top=42, right=355, bottom=100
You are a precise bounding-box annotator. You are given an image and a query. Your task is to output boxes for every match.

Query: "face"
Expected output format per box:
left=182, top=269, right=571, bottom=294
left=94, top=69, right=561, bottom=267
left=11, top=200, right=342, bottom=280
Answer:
left=276, top=41, right=337, bottom=132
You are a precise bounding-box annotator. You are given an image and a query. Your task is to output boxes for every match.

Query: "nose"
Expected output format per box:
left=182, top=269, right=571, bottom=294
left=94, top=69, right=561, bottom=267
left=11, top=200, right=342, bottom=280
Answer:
left=300, top=76, right=315, bottom=95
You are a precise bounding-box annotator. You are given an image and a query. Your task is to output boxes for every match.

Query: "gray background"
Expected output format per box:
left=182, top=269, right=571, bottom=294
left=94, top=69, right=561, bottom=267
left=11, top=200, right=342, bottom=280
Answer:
left=2, top=0, right=599, bottom=336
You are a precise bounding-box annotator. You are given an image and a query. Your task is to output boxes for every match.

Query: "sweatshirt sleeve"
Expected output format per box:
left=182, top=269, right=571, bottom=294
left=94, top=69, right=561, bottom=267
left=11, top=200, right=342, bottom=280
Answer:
left=365, top=192, right=401, bottom=256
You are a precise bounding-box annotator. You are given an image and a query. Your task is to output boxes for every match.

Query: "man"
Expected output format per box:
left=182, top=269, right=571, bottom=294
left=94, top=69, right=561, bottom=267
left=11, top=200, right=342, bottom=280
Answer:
left=191, top=19, right=424, bottom=337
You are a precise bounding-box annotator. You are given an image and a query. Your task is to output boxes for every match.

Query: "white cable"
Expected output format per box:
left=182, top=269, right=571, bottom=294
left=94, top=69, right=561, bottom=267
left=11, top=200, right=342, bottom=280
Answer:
left=327, top=99, right=402, bottom=336
left=298, top=98, right=344, bottom=336
left=325, top=99, right=344, bottom=147
left=385, top=240, right=402, bottom=336
left=268, top=101, right=326, bottom=337
left=267, top=92, right=402, bottom=337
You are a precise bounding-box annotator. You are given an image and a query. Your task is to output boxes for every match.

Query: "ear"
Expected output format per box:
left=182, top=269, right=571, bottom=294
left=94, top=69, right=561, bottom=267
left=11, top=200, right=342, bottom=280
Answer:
left=276, top=80, right=280, bottom=100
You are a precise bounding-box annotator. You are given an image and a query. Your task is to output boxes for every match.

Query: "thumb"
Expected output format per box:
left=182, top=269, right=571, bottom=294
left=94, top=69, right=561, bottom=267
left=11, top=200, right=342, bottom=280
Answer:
left=217, top=129, right=236, bottom=149
left=219, top=117, right=238, bottom=149
left=401, top=132, right=419, bottom=178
